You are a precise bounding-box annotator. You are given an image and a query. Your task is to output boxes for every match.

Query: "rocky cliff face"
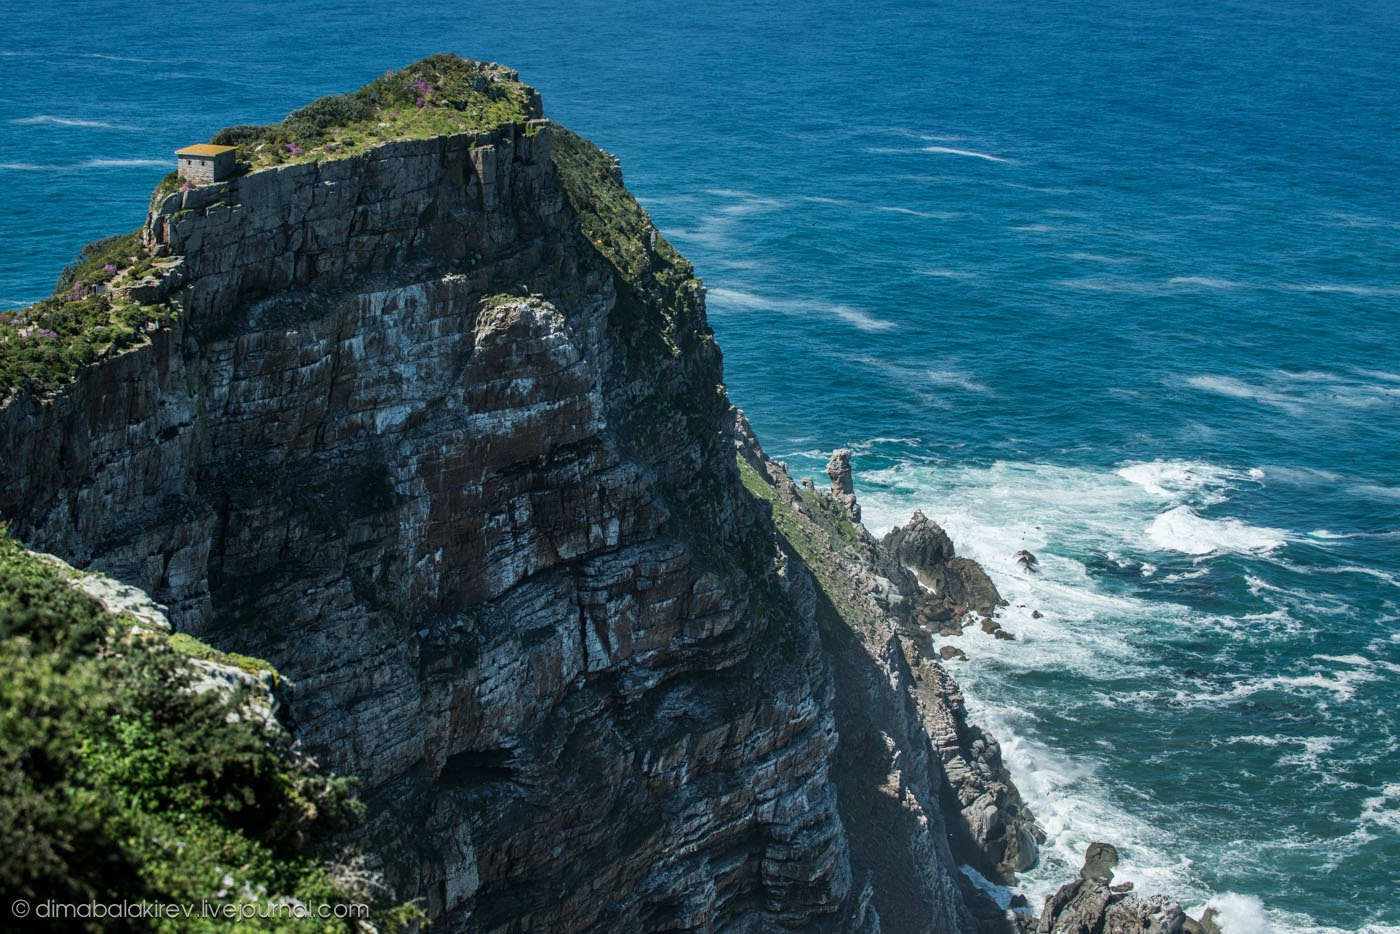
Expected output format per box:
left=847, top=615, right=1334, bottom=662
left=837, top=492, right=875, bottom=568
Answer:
left=1, top=60, right=1045, bottom=932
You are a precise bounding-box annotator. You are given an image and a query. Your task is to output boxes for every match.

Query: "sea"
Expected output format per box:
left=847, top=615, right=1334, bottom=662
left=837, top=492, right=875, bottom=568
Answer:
left=2, top=1, right=1397, bottom=931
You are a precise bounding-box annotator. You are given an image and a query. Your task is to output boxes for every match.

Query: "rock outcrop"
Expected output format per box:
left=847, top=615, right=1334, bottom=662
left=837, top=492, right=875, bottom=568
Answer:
left=1030, top=845, right=1220, bottom=934
left=882, top=511, right=1004, bottom=619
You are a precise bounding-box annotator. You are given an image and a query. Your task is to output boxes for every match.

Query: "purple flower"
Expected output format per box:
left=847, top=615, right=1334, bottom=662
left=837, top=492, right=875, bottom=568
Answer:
left=416, top=97, right=426, bottom=108
left=415, top=78, right=429, bottom=92
left=35, top=328, right=58, bottom=339
left=103, top=264, right=117, bottom=272
left=181, top=181, right=192, bottom=190
left=286, top=144, right=304, bottom=154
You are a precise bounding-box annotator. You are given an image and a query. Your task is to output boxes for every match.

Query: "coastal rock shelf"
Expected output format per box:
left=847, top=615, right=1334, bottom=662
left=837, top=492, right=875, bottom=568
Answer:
left=0, top=55, right=1178, bottom=932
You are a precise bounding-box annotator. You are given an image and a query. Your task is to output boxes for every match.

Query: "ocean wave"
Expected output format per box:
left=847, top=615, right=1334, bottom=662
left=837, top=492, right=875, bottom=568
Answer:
left=1116, top=460, right=1263, bottom=502
left=921, top=145, right=1011, bottom=163
left=664, top=190, right=782, bottom=251
left=705, top=286, right=894, bottom=332
left=925, top=368, right=993, bottom=394
left=1281, top=282, right=1400, bottom=298
left=968, top=699, right=1206, bottom=910
left=0, top=157, right=168, bottom=172
left=1068, top=252, right=1139, bottom=264
left=915, top=267, right=981, bottom=279
left=11, top=115, right=141, bottom=130
left=1146, top=505, right=1287, bottom=557
left=1185, top=370, right=1400, bottom=419
left=800, top=194, right=961, bottom=220
left=1168, top=275, right=1250, bottom=290
left=1195, top=893, right=1271, bottom=934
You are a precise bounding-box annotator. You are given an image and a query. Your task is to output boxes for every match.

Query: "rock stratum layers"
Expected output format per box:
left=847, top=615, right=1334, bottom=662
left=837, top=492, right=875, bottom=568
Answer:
left=2, top=59, right=1055, bottom=932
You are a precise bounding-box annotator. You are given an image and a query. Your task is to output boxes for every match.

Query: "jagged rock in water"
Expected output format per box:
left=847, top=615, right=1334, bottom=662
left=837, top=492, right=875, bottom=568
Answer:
left=1032, top=844, right=1224, bottom=934
left=827, top=447, right=862, bottom=522
left=882, top=511, right=1003, bottom=618
left=883, top=509, right=956, bottom=568
left=1080, top=841, right=1119, bottom=882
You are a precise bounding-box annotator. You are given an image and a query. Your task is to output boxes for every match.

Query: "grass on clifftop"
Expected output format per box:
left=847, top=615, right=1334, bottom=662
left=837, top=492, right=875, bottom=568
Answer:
left=0, top=232, right=177, bottom=404
left=0, top=532, right=419, bottom=931
left=207, top=53, right=537, bottom=173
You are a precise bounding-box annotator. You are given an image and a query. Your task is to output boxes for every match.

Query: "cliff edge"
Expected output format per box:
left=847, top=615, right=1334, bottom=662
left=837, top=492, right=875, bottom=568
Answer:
left=2, top=55, right=1053, bottom=932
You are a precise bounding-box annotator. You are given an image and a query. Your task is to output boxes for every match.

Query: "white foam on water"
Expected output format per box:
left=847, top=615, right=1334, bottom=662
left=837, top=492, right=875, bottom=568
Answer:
left=1169, top=275, right=1251, bottom=289
left=1350, top=367, right=1400, bottom=384
left=844, top=455, right=1393, bottom=929
left=1186, top=370, right=1400, bottom=418
left=1184, top=375, right=1304, bottom=414
left=706, top=286, right=894, bottom=332
left=665, top=190, right=782, bottom=251
left=916, top=267, right=981, bottom=279
left=800, top=195, right=960, bottom=220
left=1214, top=664, right=1380, bottom=705
left=970, top=699, right=1205, bottom=909
left=921, top=145, right=1011, bottom=163
left=1187, top=895, right=1400, bottom=934
left=11, top=114, right=140, bottom=130
left=1275, top=736, right=1340, bottom=771
left=1055, top=277, right=1161, bottom=293
left=1358, top=783, right=1400, bottom=833
left=925, top=369, right=993, bottom=394
left=1116, top=460, right=1262, bottom=503
left=83, top=158, right=169, bottom=169
left=958, top=865, right=1014, bottom=910
left=0, top=157, right=168, bottom=172
left=1200, top=893, right=1273, bottom=934
left=1068, top=252, right=1138, bottom=264
left=1280, top=282, right=1400, bottom=298
left=1146, top=505, right=1287, bottom=557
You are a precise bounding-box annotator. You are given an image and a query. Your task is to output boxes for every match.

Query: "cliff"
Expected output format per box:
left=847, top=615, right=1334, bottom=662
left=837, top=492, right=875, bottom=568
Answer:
left=1, top=55, right=1054, bottom=931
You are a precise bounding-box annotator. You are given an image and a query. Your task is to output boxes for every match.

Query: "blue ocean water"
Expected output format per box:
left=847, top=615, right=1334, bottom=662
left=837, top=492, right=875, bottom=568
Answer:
left=3, top=1, right=1397, bottom=930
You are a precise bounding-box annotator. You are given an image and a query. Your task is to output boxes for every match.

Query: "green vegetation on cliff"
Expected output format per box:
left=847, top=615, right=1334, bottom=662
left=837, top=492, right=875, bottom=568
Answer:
left=0, top=533, right=417, bottom=931
left=0, top=232, right=176, bottom=403
left=209, top=53, right=537, bottom=171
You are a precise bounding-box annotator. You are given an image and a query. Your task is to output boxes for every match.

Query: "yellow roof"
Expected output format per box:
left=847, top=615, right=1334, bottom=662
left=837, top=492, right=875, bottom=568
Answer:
left=175, top=144, right=237, bottom=157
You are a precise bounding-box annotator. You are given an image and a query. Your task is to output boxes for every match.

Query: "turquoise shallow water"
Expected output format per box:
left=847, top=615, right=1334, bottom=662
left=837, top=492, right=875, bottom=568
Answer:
left=3, top=1, right=1398, bottom=929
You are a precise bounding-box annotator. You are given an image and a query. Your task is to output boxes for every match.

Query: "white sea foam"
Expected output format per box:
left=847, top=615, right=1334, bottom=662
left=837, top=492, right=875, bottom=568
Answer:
left=11, top=114, right=140, bottom=130
left=1281, top=282, right=1400, bottom=298
left=924, top=369, right=992, bottom=394
left=958, top=865, right=1014, bottom=910
left=1201, top=893, right=1273, bottom=934
left=1068, top=252, right=1138, bottom=264
left=1116, top=460, right=1262, bottom=502
left=1358, top=783, right=1400, bottom=833
left=969, top=698, right=1206, bottom=909
left=0, top=157, right=168, bottom=172
left=1055, top=277, right=1156, bottom=293
left=916, top=267, right=980, bottom=279
left=1184, top=375, right=1302, bottom=413
left=921, top=145, right=1011, bottom=163
left=801, top=195, right=959, bottom=220
left=666, top=190, right=782, bottom=251
left=1146, top=506, right=1287, bottom=557
left=846, top=455, right=1392, bottom=930
left=1168, top=275, right=1250, bottom=290
left=706, top=286, right=894, bottom=332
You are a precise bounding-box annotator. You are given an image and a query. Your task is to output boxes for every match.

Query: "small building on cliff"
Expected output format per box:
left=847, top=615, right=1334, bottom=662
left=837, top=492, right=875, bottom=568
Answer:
left=175, top=144, right=236, bottom=184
